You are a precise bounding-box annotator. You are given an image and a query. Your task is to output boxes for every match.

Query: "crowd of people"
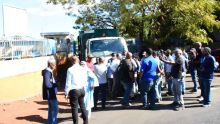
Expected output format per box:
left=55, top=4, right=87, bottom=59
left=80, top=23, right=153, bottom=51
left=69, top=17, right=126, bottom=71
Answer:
left=42, top=42, right=218, bottom=124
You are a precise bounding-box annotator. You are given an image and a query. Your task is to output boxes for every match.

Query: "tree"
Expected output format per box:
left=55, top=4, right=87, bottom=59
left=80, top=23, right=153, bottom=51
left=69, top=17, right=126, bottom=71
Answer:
left=47, top=0, right=220, bottom=46
left=149, top=0, right=220, bottom=45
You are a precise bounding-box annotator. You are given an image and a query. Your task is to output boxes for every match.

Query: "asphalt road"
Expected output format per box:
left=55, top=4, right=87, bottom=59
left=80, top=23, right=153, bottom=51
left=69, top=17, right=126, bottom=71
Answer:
left=60, top=73, right=220, bottom=124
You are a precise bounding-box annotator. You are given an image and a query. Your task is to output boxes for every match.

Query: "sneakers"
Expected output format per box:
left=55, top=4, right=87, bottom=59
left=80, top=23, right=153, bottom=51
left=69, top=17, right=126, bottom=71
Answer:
left=190, top=89, right=198, bottom=93
left=197, top=97, right=204, bottom=102
left=203, top=104, right=211, bottom=108
left=174, top=104, right=185, bottom=111
left=170, top=102, right=179, bottom=107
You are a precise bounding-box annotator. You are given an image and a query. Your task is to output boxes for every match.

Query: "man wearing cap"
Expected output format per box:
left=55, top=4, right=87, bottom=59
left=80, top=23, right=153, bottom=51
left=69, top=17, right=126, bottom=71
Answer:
left=200, top=47, right=215, bottom=107
left=42, top=57, right=58, bottom=124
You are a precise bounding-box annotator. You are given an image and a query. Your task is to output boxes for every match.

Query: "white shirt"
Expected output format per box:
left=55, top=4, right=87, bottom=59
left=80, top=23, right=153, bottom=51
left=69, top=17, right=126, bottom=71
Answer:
left=65, top=64, right=87, bottom=96
left=110, top=59, right=120, bottom=72
left=94, top=64, right=107, bottom=84
left=165, top=55, right=174, bottom=73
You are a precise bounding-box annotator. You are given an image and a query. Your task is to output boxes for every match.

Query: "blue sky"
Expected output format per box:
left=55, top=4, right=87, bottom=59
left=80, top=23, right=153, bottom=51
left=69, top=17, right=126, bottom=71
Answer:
left=0, top=0, right=78, bottom=39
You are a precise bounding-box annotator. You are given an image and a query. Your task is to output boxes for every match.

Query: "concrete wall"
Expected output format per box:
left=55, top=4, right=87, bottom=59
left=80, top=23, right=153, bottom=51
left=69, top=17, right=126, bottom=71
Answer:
left=0, top=56, right=52, bottom=79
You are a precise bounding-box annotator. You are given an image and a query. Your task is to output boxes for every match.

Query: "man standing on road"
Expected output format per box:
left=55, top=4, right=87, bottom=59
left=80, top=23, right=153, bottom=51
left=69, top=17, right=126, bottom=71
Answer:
left=200, top=47, right=215, bottom=107
left=42, top=57, right=58, bottom=124
left=164, top=49, right=174, bottom=96
left=194, top=42, right=204, bottom=101
left=65, top=56, right=88, bottom=124
left=140, top=48, right=159, bottom=110
left=160, top=49, right=185, bottom=111
left=189, top=48, right=199, bottom=93
left=94, top=57, right=108, bottom=110
left=120, top=52, right=135, bottom=107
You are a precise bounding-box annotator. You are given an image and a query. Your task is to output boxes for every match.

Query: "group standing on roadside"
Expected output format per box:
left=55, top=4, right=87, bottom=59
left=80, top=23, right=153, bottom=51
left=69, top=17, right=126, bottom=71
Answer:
left=42, top=41, right=218, bottom=124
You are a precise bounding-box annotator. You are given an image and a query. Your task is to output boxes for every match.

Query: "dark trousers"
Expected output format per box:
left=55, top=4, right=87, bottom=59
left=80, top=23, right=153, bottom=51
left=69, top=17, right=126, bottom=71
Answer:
left=94, top=83, right=107, bottom=108
left=107, top=78, right=113, bottom=97
left=69, top=89, right=88, bottom=124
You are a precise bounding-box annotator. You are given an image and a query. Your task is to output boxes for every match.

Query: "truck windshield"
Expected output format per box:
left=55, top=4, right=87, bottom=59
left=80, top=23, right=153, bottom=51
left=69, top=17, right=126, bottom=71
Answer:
left=89, top=39, right=125, bottom=57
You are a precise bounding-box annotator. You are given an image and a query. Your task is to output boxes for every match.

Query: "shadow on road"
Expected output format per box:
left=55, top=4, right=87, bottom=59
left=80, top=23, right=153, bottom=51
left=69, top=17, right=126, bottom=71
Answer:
left=16, top=115, right=46, bottom=124
left=35, top=101, right=70, bottom=107
left=16, top=114, right=72, bottom=123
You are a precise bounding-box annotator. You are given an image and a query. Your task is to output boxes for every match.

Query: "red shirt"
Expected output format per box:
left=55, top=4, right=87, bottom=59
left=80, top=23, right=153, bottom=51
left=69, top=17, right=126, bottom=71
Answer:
left=86, top=60, right=94, bottom=72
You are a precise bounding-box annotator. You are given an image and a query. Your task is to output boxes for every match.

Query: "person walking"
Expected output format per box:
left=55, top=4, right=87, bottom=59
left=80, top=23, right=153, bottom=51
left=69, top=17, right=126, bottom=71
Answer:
left=42, top=57, right=58, bottom=124
left=200, top=47, right=216, bottom=107
left=94, top=57, right=108, bottom=110
left=65, top=56, right=88, bottom=124
left=140, top=48, right=160, bottom=110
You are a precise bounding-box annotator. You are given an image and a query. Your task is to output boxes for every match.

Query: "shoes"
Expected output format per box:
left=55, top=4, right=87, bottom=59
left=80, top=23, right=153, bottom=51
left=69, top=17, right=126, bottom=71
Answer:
left=156, top=98, right=162, bottom=103
left=199, top=100, right=203, bottom=104
left=92, top=107, right=98, bottom=111
left=142, top=105, right=155, bottom=110
left=179, top=104, right=185, bottom=110
left=122, top=103, right=132, bottom=109
left=190, top=89, right=198, bottom=93
left=174, top=104, right=185, bottom=111
left=174, top=106, right=180, bottom=111
left=197, top=97, right=204, bottom=102
left=166, top=92, right=173, bottom=96
left=203, top=104, right=211, bottom=108
left=102, top=106, right=106, bottom=110
left=170, top=102, right=179, bottom=107
left=142, top=106, right=149, bottom=110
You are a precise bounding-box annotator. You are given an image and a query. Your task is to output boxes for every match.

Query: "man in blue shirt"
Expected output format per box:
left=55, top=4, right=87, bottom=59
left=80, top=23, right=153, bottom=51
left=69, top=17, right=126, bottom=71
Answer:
left=42, top=58, right=58, bottom=124
left=200, top=47, right=215, bottom=108
left=140, top=48, right=160, bottom=110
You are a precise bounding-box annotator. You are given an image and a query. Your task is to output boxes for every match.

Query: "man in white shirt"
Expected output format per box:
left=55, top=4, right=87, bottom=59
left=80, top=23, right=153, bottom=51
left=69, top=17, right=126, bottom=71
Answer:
left=65, top=56, right=88, bottom=124
left=164, top=49, right=174, bottom=96
left=94, top=57, right=108, bottom=110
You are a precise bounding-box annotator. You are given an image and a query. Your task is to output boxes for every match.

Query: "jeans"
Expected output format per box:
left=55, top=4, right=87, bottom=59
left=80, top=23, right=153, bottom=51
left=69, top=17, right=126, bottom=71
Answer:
left=155, top=76, right=162, bottom=99
left=166, top=72, right=173, bottom=95
left=69, top=89, right=88, bottom=124
left=190, top=69, right=198, bottom=91
left=94, top=83, right=107, bottom=108
left=48, top=99, right=58, bottom=124
left=121, top=80, right=133, bottom=106
left=173, top=78, right=184, bottom=105
left=140, top=80, right=156, bottom=107
left=180, top=74, right=186, bottom=93
left=202, top=79, right=212, bottom=105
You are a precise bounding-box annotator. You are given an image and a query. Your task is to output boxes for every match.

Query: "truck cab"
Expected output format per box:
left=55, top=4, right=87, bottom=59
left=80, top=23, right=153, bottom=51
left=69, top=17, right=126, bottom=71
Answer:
left=78, top=29, right=128, bottom=61
left=87, top=37, right=127, bottom=58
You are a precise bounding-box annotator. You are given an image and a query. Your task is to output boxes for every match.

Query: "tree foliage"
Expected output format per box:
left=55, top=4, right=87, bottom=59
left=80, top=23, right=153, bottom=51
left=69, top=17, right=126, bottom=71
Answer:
left=47, top=0, right=220, bottom=45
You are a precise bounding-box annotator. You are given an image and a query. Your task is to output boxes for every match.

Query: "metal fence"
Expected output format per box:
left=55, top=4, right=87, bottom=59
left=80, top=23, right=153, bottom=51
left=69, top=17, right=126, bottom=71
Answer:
left=0, top=36, right=56, bottom=60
